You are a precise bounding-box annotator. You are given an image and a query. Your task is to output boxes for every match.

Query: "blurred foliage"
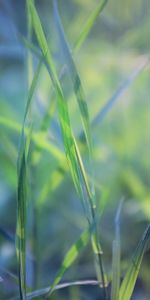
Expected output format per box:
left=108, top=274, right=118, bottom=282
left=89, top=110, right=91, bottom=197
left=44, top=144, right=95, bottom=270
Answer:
left=0, top=0, right=150, bottom=299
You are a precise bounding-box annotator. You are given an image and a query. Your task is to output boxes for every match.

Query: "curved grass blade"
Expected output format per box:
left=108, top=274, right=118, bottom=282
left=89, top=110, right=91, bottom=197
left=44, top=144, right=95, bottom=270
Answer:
left=23, top=57, right=43, bottom=124
left=53, top=3, right=107, bottom=288
left=2, top=57, right=146, bottom=161
left=0, top=116, right=64, bottom=161
left=26, top=0, right=34, bottom=87
left=73, top=138, right=108, bottom=298
left=16, top=54, right=43, bottom=299
left=29, top=4, right=108, bottom=296
left=29, top=0, right=89, bottom=200
left=20, top=36, right=41, bottom=60
left=37, top=159, right=67, bottom=206
left=39, top=0, right=108, bottom=136
left=74, top=0, right=108, bottom=52
left=119, top=224, right=150, bottom=300
left=47, top=226, right=93, bottom=297
left=53, top=0, right=92, bottom=154
left=32, top=57, right=149, bottom=208
left=24, top=0, right=107, bottom=149
left=0, top=116, right=23, bottom=133
left=11, top=280, right=99, bottom=300
left=91, top=56, right=149, bottom=127
left=111, top=199, right=123, bottom=300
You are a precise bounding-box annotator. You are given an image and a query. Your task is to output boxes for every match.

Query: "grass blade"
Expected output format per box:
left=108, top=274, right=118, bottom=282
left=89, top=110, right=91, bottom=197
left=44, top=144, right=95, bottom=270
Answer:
left=119, top=224, right=150, bottom=300
left=111, top=240, right=120, bottom=300
left=91, top=56, right=149, bottom=127
left=23, top=57, right=43, bottom=124
left=53, top=0, right=92, bottom=154
left=29, top=4, right=108, bottom=296
left=11, top=280, right=99, bottom=300
left=47, top=227, right=93, bottom=297
left=74, top=0, right=108, bottom=51
left=37, top=159, right=67, bottom=206
left=39, top=0, right=108, bottom=137
left=111, top=199, right=123, bottom=300
left=16, top=132, right=28, bottom=300
left=16, top=50, right=42, bottom=299
left=29, top=1, right=96, bottom=222
left=29, top=1, right=82, bottom=194
left=0, top=116, right=64, bottom=161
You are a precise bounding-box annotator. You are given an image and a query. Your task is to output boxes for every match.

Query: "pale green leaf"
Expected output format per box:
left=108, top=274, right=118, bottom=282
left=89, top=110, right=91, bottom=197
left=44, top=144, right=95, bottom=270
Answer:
left=119, top=224, right=150, bottom=300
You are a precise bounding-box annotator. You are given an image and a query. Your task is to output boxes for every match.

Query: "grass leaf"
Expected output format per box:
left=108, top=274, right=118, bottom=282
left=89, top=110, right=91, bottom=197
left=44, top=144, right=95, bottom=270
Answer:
left=74, top=0, right=108, bottom=51
left=16, top=52, right=42, bottom=300
left=16, top=132, right=27, bottom=300
left=119, top=224, right=150, bottom=300
left=39, top=0, right=108, bottom=138
left=29, top=1, right=82, bottom=195
left=0, top=116, right=64, bottom=161
left=29, top=4, right=108, bottom=295
left=53, top=0, right=92, bottom=154
left=91, top=57, right=149, bottom=127
left=48, top=227, right=93, bottom=297
left=11, top=280, right=99, bottom=300
left=23, top=57, right=43, bottom=123
left=111, top=199, right=123, bottom=300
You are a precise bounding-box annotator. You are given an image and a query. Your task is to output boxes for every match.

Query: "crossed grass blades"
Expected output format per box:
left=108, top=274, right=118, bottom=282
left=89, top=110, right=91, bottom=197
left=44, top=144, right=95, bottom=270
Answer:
left=3, top=0, right=150, bottom=299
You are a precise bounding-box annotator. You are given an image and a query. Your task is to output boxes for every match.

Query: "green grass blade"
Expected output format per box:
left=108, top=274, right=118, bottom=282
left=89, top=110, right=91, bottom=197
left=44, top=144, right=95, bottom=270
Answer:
left=53, top=0, right=92, bottom=154
left=23, top=57, right=43, bottom=124
left=20, top=36, right=41, bottom=60
left=16, top=48, right=42, bottom=299
left=1, top=57, right=146, bottom=173
left=16, top=123, right=33, bottom=299
left=28, top=4, right=108, bottom=295
left=0, top=116, right=64, bottom=161
left=16, top=132, right=27, bottom=300
left=73, top=139, right=108, bottom=298
left=111, top=240, right=120, bottom=300
left=91, top=57, right=149, bottom=127
left=47, top=227, right=93, bottom=297
left=29, top=1, right=60, bottom=86
left=111, top=199, right=123, bottom=300
left=0, top=116, right=23, bottom=133
left=38, top=0, right=108, bottom=138
left=11, top=280, right=99, bottom=300
left=29, top=0, right=85, bottom=197
left=119, top=224, right=150, bottom=300
left=37, top=159, right=67, bottom=206
left=26, top=0, right=33, bottom=86
left=74, top=0, right=108, bottom=51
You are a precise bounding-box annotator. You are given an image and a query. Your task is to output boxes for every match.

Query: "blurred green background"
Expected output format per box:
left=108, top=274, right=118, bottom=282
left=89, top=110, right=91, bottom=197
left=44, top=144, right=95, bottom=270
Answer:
left=0, top=0, right=150, bottom=299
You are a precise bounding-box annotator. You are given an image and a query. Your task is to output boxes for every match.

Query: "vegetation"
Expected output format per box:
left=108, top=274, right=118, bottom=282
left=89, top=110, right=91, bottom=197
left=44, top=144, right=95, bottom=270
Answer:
left=0, top=0, right=150, bottom=299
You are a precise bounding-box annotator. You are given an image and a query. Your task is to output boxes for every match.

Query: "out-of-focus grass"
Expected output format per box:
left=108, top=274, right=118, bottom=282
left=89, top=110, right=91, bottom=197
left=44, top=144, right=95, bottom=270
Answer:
left=0, top=0, right=150, bottom=299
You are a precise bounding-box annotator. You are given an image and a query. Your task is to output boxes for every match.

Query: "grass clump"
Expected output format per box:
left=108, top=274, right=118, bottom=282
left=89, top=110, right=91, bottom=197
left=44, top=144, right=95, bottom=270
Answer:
left=0, top=0, right=150, bottom=300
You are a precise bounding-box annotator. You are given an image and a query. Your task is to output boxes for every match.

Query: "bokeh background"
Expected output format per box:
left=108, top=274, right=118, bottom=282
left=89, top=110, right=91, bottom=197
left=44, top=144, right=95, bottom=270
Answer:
left=0, top=0, right=150, bottom=299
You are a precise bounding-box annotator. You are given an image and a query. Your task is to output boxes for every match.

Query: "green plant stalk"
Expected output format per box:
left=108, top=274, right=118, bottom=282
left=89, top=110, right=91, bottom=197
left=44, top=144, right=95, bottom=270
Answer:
left=111, top=199, right=123, bottom=300
left=16, top=10, right=42, bottom=295
left=74, top=139, right=108, bottom=299
left=53, top=1, right=108, bottom=294
left=29, top=2, right=108, bottom=298
left=26, top=0, right=40, bottom=289
left=119, top=224, right=150, bottom=300
left=74, top=0, right=108, bottom=51
left=26, top=0, right=33, bottom=87
left=40, top=0, right=109, bottom=137
left=16, top=124, right=32, bottom=299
